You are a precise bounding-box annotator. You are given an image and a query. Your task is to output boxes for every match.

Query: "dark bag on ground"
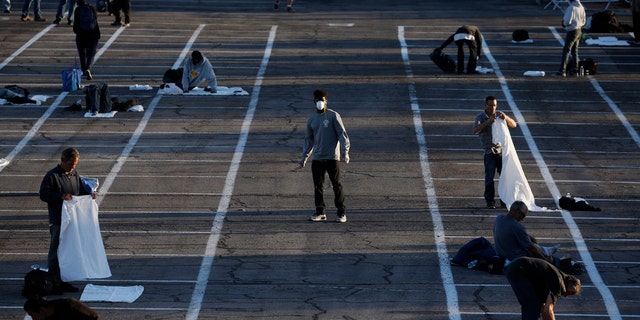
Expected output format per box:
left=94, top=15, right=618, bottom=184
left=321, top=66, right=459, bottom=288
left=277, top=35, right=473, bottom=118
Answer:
left=162, top=68, right=184, bottom=89
left=85, top=82, right=112, bottom=113
left=5, top=85, right=30, bottom=98
left=430, top=48, right=456, bottom=73
left=559, top=195, right=601, bottom=211
left=22, top=269, right=55, bottom=298
left=451, top=237, right=505, bottom=274
left=512, top=29, right=530, bottom=42
left=568, top=58, right=597, bottom=75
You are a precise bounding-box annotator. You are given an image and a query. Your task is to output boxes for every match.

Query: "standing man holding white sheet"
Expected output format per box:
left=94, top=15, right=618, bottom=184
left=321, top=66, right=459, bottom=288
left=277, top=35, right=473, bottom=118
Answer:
left=39, top=148, right=96, bottom=293
left=473, top=96, right=517, bottom=209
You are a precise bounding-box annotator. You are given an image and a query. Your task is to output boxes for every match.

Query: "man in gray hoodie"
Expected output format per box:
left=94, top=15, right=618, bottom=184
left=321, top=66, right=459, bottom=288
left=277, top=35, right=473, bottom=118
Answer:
left=181, top=50, right=217, bottom=93
left=300, top=89, right=350, bottom=223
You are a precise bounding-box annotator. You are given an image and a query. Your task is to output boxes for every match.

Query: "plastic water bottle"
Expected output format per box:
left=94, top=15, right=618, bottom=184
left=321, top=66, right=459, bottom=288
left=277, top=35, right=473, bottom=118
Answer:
left=467, top=260, right=478, bottom=269
left=30, top=264, right=48, bottom=272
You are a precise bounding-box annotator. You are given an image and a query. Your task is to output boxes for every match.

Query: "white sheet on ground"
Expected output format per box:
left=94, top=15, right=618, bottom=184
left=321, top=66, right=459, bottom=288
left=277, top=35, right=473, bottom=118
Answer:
left=80, top=284, right=144, bottom=303
left=59, top=195, right=111, bottom=281
left=492, top=118, right=551, bottom=212
left=159, top=85, right=248, bottom=96
left=84, top=111, right=118, bottom=118
left=585, top=36, right=629, bottom=46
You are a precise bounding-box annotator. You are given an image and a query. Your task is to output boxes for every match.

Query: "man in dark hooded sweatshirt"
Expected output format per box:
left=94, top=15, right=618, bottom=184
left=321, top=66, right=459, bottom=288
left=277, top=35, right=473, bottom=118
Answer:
left=439, top=25, right=483, bottom=74
left=72, top=0, right=100, bottom=80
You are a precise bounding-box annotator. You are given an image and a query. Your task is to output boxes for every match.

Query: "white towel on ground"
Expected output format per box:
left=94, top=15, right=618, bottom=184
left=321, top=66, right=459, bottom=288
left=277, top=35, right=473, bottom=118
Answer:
left=80, top=284, right=144, bottom=303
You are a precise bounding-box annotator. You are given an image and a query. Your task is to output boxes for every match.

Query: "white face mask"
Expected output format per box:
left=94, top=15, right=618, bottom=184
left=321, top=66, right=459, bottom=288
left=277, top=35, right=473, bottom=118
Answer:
left=316, top=100, right=325, bottom=111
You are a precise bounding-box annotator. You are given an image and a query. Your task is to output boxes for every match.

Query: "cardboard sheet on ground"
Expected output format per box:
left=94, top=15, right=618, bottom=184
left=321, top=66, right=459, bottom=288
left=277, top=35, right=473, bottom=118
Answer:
left=59, top=195, right=111, bottom=281
left=492, top=119, right=552, bottom=212
left=159, top=85, right=248, bottom=96
left=80, top=284, right=144, bottom=303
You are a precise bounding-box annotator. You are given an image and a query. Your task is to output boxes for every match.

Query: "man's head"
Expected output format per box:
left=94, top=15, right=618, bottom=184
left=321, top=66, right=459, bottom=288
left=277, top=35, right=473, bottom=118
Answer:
left=313, top=89, right=328, bottom=111
left=24, top=296, right=53, bottom=320
left=191, top=51, right=204, bottom=65
left=484, top=96, right=497, bottom=116
left=60, top=148, right=80, bottom=174
left=508, top=200, right=528, bottom=221
left=563, top=274, right=582, bottom=297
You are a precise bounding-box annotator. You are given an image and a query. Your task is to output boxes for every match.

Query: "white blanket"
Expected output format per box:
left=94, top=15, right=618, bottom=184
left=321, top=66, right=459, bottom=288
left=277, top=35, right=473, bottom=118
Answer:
left=80, top=284, right=144, bottom=303
left=493, top=119, right=548, bottom=212
left=159, top=85, right=249, bottom=96
left=59, top=195, right=111, bottom=281
left=585, top=36, right=629, bottom=46
left=84, top=111, right=118, bottom=118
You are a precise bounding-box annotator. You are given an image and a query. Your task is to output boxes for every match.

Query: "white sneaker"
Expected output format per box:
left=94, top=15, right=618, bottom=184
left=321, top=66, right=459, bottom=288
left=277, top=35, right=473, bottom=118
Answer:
left=308, top=214, right=326, bottom=222
left=336, top=215, right=347, bottom=223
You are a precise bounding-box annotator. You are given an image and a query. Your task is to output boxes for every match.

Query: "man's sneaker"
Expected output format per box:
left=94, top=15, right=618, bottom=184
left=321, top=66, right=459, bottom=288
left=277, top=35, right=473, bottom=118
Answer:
left=84, top=70, right=93, bottom=80
left=111, top=21, right=122, bottom=27
left=123, top=23, right=130, bottom=27
left=53, top=18, right=61, bottom=24
left=21, top=16, right=33, bottom=21
left=308, top=214, right=326, bottom=222
left=34, top=17, right=46, bottom=22
left=487, top=202, right=496, bottom=209
left=555, top=71, right=566, bottom=77
left=336, top=214, right=347, bottom=223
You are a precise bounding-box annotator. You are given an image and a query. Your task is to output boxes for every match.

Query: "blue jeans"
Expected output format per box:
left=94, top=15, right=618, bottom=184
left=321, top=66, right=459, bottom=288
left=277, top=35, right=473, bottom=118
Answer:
left=484, top=152, right=502, bottom=204
left=559, top=28, right=582, bottom=73
left=55, top=0, right=76, bottom=22
left=2, top=0, right=10, bottom=10
left=22, top=0, right=42, bottom=18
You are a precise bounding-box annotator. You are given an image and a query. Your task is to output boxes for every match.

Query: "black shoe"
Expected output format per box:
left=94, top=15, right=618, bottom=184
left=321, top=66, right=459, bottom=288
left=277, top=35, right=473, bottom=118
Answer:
left=67, top=20, right=73, bottom=26
left=111, top=21, right=122, bottom=27
left=273, top=3, right=279, bottom=10
left=555, top=71, right=566, bottom=77
left=3, top=9, right=11, bottom=13
left=60, top=282, right=79, bottom=292
left=287, top=6, right=295, bottom=12
left=34, top=17, right=46, bottom=22
left=487, top=202, right=496, bottom=209
left=84, top=70, right=93, bottom=80
left=53, top=18, right=61, bottom=24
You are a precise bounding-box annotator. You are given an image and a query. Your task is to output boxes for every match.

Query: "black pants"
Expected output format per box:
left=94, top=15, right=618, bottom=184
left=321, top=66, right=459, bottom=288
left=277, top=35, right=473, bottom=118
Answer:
left=455, top=39, right=478, bottom=74
left=111, top=0, right=130, bottom=24
left=633, top=0, right=640, bottom=41
left=311, top=160, right=345, bottom=215
left=75, top=36, right=99, bottom=72
left=85, top=82, right=112, bottom=113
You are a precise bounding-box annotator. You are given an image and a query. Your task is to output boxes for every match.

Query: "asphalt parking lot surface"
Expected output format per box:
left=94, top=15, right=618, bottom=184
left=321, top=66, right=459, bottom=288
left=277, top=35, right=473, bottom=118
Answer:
left=1, top=0, right=639, bottom=319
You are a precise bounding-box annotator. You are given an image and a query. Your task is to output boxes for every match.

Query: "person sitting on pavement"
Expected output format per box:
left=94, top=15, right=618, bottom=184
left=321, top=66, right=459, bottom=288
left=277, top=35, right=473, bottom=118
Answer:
left=181, top=50, right=217, bottom=93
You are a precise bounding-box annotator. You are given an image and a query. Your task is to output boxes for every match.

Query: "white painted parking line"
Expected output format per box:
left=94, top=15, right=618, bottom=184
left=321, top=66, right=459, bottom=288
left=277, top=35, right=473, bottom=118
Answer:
left=185, top=25, right=278, bottom=320
left=398, top=26, right=461, bottom=320
left=481, top=37, right=623, bottom=320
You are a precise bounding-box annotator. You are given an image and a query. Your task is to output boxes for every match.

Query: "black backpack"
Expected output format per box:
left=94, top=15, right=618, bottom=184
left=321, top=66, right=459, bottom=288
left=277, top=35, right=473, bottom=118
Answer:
left=77, top=5, right=97, bottom=32
left=22, top=269, right=55, bottom=298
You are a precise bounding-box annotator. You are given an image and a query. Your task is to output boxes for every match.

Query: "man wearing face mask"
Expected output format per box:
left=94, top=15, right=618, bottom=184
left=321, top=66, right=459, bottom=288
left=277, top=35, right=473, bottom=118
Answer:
left=300, top=89, right=350, bottom=223
left=181, top=50, right=217, bottom=93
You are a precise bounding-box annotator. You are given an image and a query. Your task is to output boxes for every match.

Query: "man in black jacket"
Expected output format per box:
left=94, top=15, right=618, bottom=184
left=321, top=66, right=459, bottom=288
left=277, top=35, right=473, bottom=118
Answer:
left=39, top=148, right=96, bottom=293
left=439, top=25, right=483, bottom=74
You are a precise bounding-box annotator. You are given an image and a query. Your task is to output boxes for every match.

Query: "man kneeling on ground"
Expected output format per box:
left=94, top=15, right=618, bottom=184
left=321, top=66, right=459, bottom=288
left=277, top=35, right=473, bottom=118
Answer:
left=181, top=50, right=217, bottom=93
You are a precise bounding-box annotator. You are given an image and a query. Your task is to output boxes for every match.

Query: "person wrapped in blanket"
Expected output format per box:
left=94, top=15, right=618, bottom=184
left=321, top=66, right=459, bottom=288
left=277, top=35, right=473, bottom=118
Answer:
left=181, top=50, right=217, bottom=93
